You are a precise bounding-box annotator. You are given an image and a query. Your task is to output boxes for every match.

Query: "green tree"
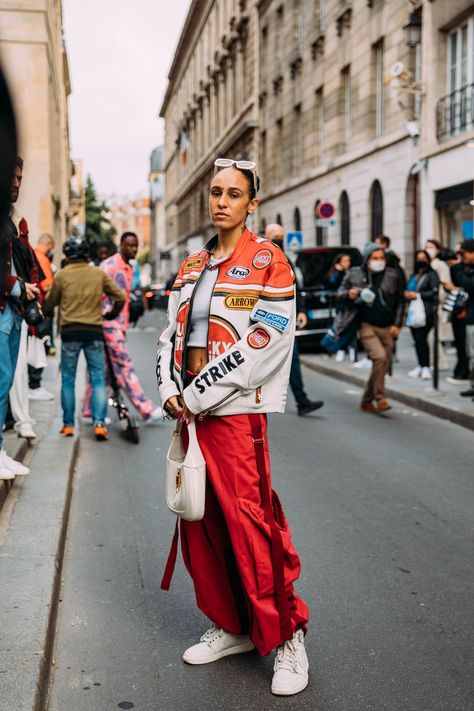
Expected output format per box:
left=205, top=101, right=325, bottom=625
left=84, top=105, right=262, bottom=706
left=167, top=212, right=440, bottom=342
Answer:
left=84, top=174, right=116, bottom=259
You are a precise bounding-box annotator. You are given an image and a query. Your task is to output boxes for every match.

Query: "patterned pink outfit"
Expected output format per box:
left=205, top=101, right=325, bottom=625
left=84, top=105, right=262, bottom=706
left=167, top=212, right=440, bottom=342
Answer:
left=83, top=253, right=156, bottom=419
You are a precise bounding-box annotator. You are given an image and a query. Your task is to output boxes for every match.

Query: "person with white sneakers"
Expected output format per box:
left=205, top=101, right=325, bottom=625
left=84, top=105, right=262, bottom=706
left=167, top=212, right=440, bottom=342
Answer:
left=158, top=159, right=310, bottom=696
left=0, top=156, right=39, bottom=479
left=405, top=250, right=440, bottom=381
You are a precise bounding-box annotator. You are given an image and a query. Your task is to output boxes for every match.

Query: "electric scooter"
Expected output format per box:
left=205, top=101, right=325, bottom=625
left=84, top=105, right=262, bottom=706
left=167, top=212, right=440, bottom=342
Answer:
left=104, top=342, right=140, bottom=444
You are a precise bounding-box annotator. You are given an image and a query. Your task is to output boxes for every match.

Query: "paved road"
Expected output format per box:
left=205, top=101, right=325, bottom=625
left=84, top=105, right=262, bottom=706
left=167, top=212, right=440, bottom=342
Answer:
left=48, top=313, right=474, bottom=711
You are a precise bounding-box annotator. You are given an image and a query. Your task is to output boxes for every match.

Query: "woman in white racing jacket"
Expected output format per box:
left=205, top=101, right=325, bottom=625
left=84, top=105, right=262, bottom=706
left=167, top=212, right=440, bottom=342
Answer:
left=157, top=159, right=310, bottom=697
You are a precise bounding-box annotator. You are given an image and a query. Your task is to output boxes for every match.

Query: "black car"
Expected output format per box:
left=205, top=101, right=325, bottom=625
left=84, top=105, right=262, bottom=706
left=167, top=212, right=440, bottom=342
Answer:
left=291, top=246, right=362, bottom=351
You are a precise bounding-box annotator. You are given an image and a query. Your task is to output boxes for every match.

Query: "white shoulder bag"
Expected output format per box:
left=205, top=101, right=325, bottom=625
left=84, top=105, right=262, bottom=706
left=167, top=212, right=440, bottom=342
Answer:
left=165, top=419, right=206, bottom=521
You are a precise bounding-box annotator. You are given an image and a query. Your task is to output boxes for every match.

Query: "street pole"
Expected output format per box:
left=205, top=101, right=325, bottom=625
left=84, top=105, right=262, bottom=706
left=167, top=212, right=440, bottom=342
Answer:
left=433, top=288, right=439, bottom=390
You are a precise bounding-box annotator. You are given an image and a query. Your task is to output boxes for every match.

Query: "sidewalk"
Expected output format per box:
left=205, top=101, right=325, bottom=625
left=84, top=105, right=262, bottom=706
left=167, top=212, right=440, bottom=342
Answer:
left=0, top=354, right=78, bottom=711
left=300, top=328, right=474, bottom=431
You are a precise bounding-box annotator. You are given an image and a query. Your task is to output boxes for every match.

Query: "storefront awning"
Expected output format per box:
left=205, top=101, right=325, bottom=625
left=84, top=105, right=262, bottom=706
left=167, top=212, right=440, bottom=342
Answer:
left=435, top=181, right=473, bottom=207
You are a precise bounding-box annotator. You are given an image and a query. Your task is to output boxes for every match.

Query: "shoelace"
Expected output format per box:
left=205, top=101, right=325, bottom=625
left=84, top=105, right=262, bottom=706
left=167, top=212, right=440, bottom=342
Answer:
left=200, top=624, right=223, bottom=645
left=274, top=636, right=303, bottom=673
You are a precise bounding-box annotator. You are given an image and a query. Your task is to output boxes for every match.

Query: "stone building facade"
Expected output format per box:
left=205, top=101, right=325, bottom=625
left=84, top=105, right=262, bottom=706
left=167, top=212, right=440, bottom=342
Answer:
left=149, top=146, right=167, bottom=280
left=0, top=0, right=72, bottom=248
left=161, top=0, right=474, bottom=271
left=108, top=194, right=152, bottom=253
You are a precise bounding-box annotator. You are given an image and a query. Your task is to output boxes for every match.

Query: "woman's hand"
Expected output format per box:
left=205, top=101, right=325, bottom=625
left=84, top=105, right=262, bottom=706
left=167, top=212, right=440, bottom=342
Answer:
left=404, top=290, right=418, bottom=301
left=25, top=283, right=40, bottom=301
left=164, top=395, right=184, bottom=419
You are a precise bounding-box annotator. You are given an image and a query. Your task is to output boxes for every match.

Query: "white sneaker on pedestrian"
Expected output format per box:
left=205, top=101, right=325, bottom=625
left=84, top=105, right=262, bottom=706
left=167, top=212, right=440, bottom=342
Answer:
left=353, top=357, right=372, bottom=370
left=335, top=350, right=345, bottom=363
left=28, top=386, right=54, bottom=401
left=16, top=422, right=36, bottom=439
left=0, top=463, right=15, bottom=480
left=183, top=624, right=255, bottom=665
left=0, top=449, right=30, bottom=476
left=421, top=367, right=432, bottom=380
left=408, top=366, right=422, bottom=378
left=446, top=377, right=470, bottom=385
left=145, top=406, right=163, bottom=425
left=271, top=629, right=309, bottom=696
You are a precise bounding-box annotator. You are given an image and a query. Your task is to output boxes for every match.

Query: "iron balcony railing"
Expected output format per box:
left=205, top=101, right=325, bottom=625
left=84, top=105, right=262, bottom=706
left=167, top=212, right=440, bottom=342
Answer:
left=436, top=83, right=474, bottom=140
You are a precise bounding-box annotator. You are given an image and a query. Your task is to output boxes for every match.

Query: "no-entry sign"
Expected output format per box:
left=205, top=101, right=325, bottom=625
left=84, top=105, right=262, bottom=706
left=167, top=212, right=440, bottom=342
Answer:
left=317, top=201, right=335, bottom=219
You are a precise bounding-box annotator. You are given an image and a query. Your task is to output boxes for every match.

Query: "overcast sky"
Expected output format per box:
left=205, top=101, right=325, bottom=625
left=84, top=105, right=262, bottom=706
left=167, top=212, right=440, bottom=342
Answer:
left=63, top=0, right=189, bottom=198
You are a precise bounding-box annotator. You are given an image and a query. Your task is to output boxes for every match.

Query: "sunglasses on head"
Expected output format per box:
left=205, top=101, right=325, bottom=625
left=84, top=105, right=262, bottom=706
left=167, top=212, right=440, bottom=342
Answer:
left=213, top=158, right=258, bottom=194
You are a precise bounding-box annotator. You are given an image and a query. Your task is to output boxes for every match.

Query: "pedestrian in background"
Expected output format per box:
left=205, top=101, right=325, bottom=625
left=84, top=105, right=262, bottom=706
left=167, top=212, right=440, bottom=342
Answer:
left=265, top=223, right=324, bottom=415
left=28, top=232, right=55, bottom=400
left=444, top=239, right=474, bottom=394
left=0, top=156, right=40, bottom=479
left=328, top=253, right=353, bottom=362
left=45, top=237, right=126, bottom=440
left=98, top=232, right=162, bottom=423
left=337, top=243, right=405, bottom=414
left=158, top=159, right=310, bottom=696
left=425, top=238, right=453, bottom=370
left=405, top=250, right=440, bottom=380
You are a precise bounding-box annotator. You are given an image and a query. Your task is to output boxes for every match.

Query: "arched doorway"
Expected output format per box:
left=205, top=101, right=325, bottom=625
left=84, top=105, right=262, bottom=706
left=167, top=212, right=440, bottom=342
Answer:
left=370, top=180, right=384, bottom=239
left=405, top=173, right=419, bottom=267
left=294, top=207, right=301, bottom=231
left=339, top=191, right=350, bottom=245
left=276, top=213, right=283, bottom=226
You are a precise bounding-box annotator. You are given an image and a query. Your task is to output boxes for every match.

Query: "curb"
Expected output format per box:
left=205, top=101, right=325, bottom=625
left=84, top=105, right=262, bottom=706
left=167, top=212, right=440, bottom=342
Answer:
left=301, top=357, right=474, bottom=432
left=0, top=437, right=29, bottom=513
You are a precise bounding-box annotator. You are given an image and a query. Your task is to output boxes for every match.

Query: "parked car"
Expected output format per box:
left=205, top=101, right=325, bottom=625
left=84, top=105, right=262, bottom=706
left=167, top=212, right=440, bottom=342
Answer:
left=144, top=282, right=167, bottom=310
left=291, top=246, right=362, bottom=351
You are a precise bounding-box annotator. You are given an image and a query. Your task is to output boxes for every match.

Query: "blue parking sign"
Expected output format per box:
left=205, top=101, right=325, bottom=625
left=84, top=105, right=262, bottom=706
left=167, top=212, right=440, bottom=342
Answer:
left=285, top=231, right=303, bottom=252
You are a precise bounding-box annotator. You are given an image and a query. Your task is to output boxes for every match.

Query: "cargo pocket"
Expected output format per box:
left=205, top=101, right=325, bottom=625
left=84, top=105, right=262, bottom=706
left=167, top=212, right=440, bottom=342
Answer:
left=238, top=496, right=300, bottom=599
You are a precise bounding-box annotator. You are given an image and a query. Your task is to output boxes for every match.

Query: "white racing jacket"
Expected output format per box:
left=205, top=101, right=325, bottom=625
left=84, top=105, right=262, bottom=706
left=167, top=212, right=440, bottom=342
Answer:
left=156, top=229, right=296, bottom=416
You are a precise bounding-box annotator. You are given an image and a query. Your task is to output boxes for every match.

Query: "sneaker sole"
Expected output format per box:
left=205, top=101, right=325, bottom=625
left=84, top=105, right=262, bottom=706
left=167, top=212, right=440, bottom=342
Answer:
left=183, top=641, right=255, bottom=665
left=271, top=675, right=309, bottom=696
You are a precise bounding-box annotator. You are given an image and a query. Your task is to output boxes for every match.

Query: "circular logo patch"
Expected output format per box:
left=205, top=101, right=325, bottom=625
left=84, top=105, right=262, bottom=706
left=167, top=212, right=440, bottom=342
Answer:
left=252, top=249, right=272, bottom=269
left=247, top=328, right=270, bottom=349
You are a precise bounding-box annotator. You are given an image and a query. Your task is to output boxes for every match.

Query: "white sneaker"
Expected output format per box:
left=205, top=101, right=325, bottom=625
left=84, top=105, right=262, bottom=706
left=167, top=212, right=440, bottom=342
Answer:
left=353, top=357, right=372, bottom=370
left=16, top=422, right=36, bottom=439
left=408, top=366, right=422, bottom=378
left=446, top=377, right=470, bottom=385
left=335, top=350, right=345, bottom=363
left=272, top=629, right=309, bottom=696
left=0, top=449, right=30, bottom=476
left=421, top=367, right=432, bottom=380
left=145, top=406, right=163, bottom=425
left=0, top=464, right=15, bottom=480
left=182, top=624, right=254, bottom=665
left=28, top=386, right=54, bottom=401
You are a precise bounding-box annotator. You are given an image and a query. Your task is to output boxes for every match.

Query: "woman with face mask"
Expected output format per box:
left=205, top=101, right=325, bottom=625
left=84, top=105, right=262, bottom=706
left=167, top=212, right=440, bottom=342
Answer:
left=405, top=250, right=440, bottom=379
left=157, top=159, right=310, bottom=697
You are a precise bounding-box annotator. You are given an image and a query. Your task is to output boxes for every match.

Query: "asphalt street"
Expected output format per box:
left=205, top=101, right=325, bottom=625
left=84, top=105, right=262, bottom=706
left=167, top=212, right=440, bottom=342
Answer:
left=48, top=313, right=474, bottom=711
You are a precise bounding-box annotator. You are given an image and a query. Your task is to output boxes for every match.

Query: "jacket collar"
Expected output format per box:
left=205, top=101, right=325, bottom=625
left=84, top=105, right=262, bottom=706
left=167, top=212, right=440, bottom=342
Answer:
left=202, top=228, right=253, bottom=267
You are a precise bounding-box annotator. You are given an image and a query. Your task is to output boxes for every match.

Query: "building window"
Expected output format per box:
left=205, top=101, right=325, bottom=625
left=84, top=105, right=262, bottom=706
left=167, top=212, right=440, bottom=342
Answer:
left=339, top=192, right=350, bottom=245
left=315, top=87, right=324, bottom=163
left=293, top=0, right=304, bottom=53
left=370, top=180, right=384, bottom=239
left=373, top=41, right=384, bottom=137
left=275, top=118, right=283, bottom=185
left=276, top=213, right=283, bottom=226
left=294, top=207, right=301, bottom=231
left=445, top=16, right=474, bottom=135
left=293, top=104, right=303, bottom=174
left=342, top=66, right=351, bottom=151
left=314, top=200, right=326, bottom=246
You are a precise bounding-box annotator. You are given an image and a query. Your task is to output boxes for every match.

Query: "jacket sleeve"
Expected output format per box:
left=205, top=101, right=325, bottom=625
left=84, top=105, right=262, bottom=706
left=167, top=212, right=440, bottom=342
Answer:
left=44, top=273, right=61, bottom=312
left=183, top=257, right=296, bottom=415
left=394, top=269, right=406, bottom=327
left=102, top=273, right=126, bottom=316
left=336, top=270, right=353, bottom=302
left=156, top=269, right=184, bottom=406
left=418, top=271, right=440, bottom=303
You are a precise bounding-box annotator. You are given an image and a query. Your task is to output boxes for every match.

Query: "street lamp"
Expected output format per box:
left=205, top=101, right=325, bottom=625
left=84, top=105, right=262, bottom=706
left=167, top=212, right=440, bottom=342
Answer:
left=404, top=10, right=422, bottom=48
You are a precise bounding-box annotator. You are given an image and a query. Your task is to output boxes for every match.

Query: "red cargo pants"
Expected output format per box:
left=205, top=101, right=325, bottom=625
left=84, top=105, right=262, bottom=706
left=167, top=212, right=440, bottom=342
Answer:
left=161, top=413, right=309, bottom=657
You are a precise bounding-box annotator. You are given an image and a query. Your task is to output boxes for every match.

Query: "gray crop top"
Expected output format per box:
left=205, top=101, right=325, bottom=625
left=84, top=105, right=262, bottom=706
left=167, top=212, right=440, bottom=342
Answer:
left=187, top=256, right=225, bottom=347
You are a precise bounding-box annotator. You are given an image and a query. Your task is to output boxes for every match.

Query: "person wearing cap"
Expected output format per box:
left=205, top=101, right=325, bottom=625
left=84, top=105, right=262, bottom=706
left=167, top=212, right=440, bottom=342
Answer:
left=337, top=243, right=405, bottom=413
left=444, top=239, right=474, bottom=394
left=45, top=237, right=126, bottom=440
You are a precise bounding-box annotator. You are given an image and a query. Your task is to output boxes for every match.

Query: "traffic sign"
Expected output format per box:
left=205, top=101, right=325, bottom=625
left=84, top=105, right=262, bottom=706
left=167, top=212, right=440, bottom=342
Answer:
left=317, top=201, right=335, bottom=219
left=285, top=231, right=303, bottom=252
left=316, top=218, right=336, bottom=227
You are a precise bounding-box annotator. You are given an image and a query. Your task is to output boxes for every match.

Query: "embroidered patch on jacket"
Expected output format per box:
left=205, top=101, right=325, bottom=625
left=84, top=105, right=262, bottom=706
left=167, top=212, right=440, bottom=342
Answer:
left=247, top=328, right=271, bottom=349
left=226, top=265, right=251, bottom=280
left=253, top=308, right=289, bottom=333
left=224, top=294, right=259, bottom=310
left=183, top=257, right=203, bottom=272
left=252, top=249, right=272, bottom=269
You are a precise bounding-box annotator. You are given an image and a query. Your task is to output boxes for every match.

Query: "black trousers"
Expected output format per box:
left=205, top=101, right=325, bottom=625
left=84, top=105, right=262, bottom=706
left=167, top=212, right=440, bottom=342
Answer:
left=411, top=324, right=433, bottom=368
left=452, top=317, right=469, bottom=379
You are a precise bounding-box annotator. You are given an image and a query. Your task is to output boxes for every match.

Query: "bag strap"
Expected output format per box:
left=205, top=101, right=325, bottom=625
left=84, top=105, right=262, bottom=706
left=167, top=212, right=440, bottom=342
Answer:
left=248, top=414, right=294, bottom=643
left=161, top=519, right=179, bottom=591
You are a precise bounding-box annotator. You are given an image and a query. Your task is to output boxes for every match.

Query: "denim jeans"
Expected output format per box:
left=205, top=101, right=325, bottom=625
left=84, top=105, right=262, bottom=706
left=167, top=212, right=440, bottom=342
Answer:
left=0, top=325, right=22, bottom=447
left=61, top=340, right=107, bottom=426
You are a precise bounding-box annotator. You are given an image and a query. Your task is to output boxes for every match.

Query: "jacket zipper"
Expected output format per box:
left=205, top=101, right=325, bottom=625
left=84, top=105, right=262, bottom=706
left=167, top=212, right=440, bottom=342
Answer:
left=255, top=386, right=262, bottom=403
